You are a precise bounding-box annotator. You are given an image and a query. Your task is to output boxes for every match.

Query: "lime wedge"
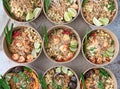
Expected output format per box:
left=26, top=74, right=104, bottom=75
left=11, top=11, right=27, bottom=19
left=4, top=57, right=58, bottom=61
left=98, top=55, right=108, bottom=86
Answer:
left=93, top=17, right=102, bottom=26
left=99, top=17, right=109, bottom=25
left=33, top=8, right=41, bottom=18
left=64, top=12, right=72, bottom=22
left=68, top=8, right=77, bottom=17
left=26, top=12, right=34, bottom=21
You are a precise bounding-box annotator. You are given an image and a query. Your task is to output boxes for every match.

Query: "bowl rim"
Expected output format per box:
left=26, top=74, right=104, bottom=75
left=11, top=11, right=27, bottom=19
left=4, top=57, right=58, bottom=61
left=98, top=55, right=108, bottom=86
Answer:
left=43, top=65, right=80, bottom=89
left=43, top=0, right=81, bottom=25
left=80, top=0, right=118, bottom=27
left=79, top=67, right=118, bottom=89
left=81, top=28, right=119, bottom=66
left=3, top=25, right=43, bottom=64
left=3, top=65, right=41, bottom=89
left=43, top=25, right=81, bottom=64
left=2, top=0, right=43, bottom=23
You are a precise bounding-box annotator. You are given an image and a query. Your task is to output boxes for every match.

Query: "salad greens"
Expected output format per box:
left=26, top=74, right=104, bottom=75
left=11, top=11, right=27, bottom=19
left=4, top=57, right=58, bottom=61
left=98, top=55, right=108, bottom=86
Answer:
left=108, top=0, right=115, bottom=11
left=4, top=23, right=14, bottom=47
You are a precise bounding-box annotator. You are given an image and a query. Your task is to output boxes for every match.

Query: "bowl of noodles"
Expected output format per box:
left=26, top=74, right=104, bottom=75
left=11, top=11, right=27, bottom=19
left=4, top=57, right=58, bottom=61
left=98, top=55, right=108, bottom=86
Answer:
left=43, top=0, right=81, bottom=24
left=43, top=25, right=81, bottom=63
left=3, top=66, right=41, bottom=89
left=81, top=0, right=118, bottom=27
left=2, top=0, right=43, bottom=22
left=3, top=24, right=42, bottom=64
left=82, top=28, right=119, bottom=66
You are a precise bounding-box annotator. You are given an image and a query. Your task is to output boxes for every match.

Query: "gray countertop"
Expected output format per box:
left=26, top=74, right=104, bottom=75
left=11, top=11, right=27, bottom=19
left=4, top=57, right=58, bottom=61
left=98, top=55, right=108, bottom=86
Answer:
left=0, top=0, right=120, bottom=89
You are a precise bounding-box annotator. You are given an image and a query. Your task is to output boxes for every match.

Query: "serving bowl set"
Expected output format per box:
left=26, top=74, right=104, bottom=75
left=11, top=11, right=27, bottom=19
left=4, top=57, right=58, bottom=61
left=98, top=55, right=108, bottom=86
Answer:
left=1, top=0, right=119, bottom=89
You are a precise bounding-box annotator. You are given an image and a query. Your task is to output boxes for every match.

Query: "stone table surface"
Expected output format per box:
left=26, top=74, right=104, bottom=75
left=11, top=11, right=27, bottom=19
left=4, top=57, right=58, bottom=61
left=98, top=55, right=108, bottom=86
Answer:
left=0, top=0, right=120, bottom=89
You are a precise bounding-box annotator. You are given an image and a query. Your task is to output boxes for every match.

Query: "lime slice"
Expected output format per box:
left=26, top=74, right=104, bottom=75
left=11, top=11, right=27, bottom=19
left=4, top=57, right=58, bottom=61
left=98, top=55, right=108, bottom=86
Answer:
left=70, top=40, right=78, bottom=47
left=33, top=8, right=41, bottom=18
left=70, top=47, right=77, bottom=52
left=26, top=12, right=34, bottom=21
left=93, top=17, right=102, bottom=26
left=68, top=8, right=77, bottom=17
left=99, top=17, right=109, bottom=25
left=64, top=12, right=72, bottom=22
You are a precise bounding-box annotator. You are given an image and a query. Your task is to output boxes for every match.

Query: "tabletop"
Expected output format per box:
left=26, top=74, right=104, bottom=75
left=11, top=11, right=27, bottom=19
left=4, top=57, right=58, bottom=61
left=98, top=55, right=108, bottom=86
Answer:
left=0, top=0, right=120, bottom=89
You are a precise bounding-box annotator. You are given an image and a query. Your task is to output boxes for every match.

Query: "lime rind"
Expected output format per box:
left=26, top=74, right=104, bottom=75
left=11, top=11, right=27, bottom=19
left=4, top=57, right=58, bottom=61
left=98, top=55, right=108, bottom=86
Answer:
left=26, top=12, right=34, bottom=21
left=33, top=8, right=41, bottom=18
left=64, top=12, right=72, bottom=22
left=99, top=17, right=109, bottom=25
left=68, top=8, right=77, bottom=17
left=93, top=17, right=102, bottom=26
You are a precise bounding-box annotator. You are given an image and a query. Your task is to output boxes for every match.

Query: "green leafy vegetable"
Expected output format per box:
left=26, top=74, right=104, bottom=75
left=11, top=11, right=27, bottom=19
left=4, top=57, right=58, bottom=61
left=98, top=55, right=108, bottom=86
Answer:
left=67, top=0, right=71, bottom=3
left=4, top=23, right=14, bottom=47
left=13, top=76, right=19, bottom=83
left=38, top=73, right=47, bottom=89
left=2, top=0, right=14, bottom=17
left=90, top=47, right=96, bottom=51
left=82, top=0, right=89, bottom=7
left=111, top=40, right=114, bottom=45
left=24, top=66, right=32, bottom=72
left=80, top=73, right=86, bottom=89
left=52, top=80, right=62, bottom=89
left=0, top=75, right=10, bottom=89
left=99, top=68, right=110, bottom=79
left=45, top=0, right=50, bottom=14
left=97, top=81, right=105, bottom=89
left=42, top=26, right=49, bottom=47
left=108, top=0, right=115, bottom=11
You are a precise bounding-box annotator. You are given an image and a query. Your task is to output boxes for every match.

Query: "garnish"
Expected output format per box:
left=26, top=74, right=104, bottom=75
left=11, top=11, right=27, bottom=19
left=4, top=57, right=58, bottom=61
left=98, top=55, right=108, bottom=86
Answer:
left=52, top=80, right=62, bottom=89
left=24, top=67, right=32, bottom=72
left=97, top=81, right=105, bottom=89
left=80, top=73, right=86, bottom=89
left=45, top=0, right=50, bottom=14
left=108, top=0, right=115, bottom=11
left=111, top=40, right=114, bottom=45
left=67, top=0, right=71, bottom=3
left=82, top=0, right=89, bottom=7
left=62, top=29, right=72, bottom=35
left=42, top=26, right=49, bottom=47
left=84, top=28, right=89, bottom=55
left=4, top=23, right=14, bottom=47
left=38, top=73, right=47, bottom=89
left=0, top=75, right=10, bottom=89
left=13, top=76, right=19, bottom=83
left=12, top=31, right=21, bottom=38
left=99, top=68, right=110, bottom=79
left=89, top=47, right=96, bottom=51
left=2, top=0, right=14, bottom=17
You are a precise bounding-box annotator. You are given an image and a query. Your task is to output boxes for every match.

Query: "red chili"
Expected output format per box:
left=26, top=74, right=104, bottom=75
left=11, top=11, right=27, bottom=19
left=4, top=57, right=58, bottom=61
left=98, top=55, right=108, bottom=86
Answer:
left=62, top=29, right=72, bottom=35
left=12, top=31, right=21, bottom=38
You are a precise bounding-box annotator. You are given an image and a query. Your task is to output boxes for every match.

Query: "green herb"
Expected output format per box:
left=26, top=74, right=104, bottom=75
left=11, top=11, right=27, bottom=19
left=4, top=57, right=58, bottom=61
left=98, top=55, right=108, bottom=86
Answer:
left=0, top=75, right=10, bottom=89
left=108, top=0, right=115, bottom=11
left=13, top=76, right=19, bottom=83
left=24, top=66, right=32, bottom=72
left=99, top=68, right=110, bottom=79
left=2, top=0, right=14, bottom=17
left=83, top=28, right=89, bottom=55
left=80, top=73, right=86, bottom=89
left=52, top=80, right=62, bottom=89
left=45, top=0, right=50, bottom=14
left=97, top=81, right=104, bottom=89
left=111, top=40, right=114, bottom=45
left=82, top=0, right=89, bottom=7
left=42, top=26, right=49, bottom=47
left=67, top=0, right=71, bottom=3
left=38, top=73, right=47, bottom=89
left=89, top=47, right=96, bottom=51
left=4, top=23, right=14, bottom=47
